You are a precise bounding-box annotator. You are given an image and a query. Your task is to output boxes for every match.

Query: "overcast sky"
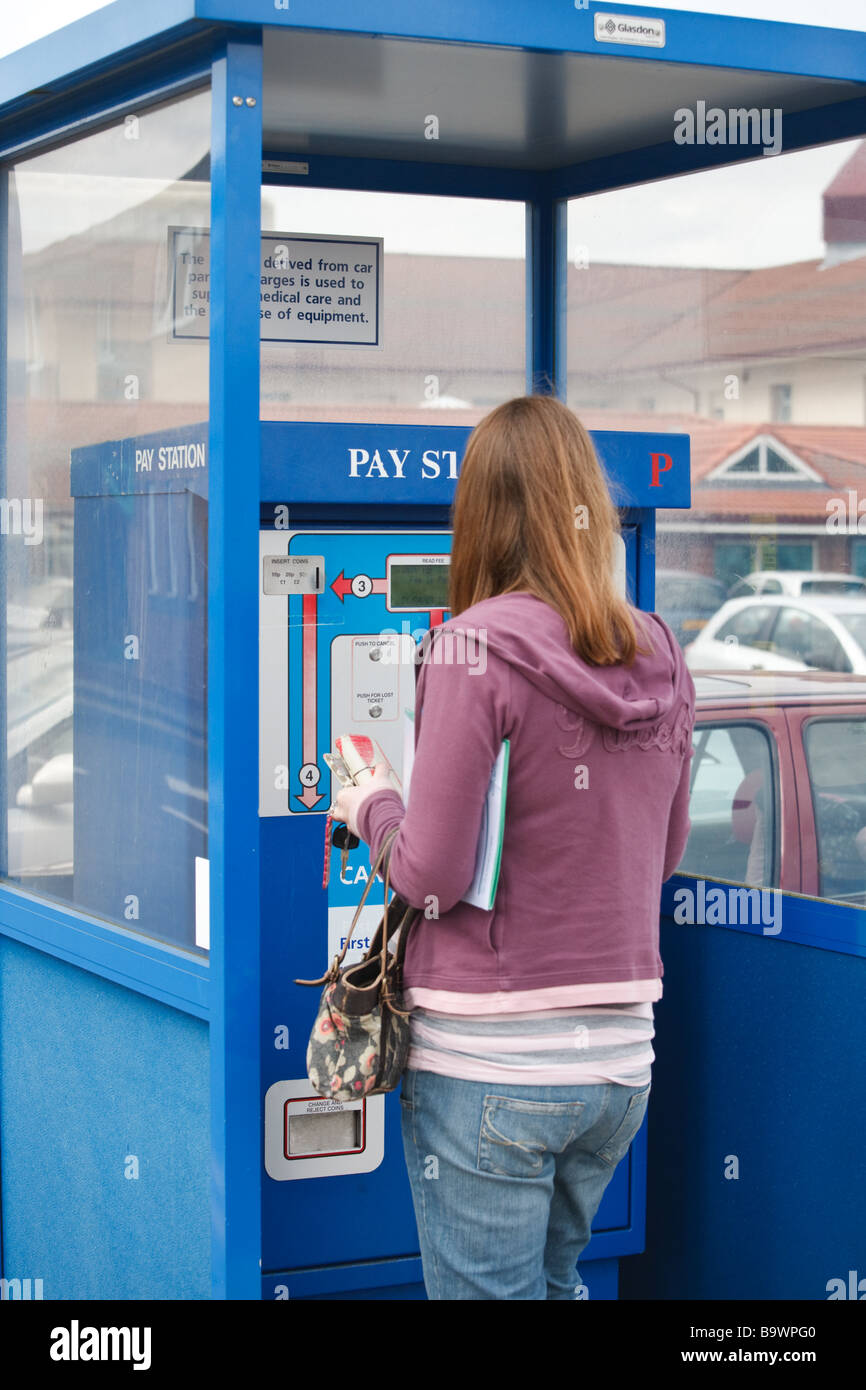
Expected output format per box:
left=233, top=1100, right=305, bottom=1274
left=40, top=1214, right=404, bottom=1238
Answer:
left=3, top=0, right=866, bottom=269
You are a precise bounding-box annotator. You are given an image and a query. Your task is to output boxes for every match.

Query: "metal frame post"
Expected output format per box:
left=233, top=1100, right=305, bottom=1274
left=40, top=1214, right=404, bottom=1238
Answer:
left=208, top=26, right=263, bottom=1300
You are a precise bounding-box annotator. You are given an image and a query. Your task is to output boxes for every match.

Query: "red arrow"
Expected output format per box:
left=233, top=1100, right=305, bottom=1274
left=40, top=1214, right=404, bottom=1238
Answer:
left=297, top=783, right=324, bottom=808
left=330, top=571, right=387, bottom=602
left=330, top=570, right=352, bottom=602
left=296, top=592, right=325, bottom=809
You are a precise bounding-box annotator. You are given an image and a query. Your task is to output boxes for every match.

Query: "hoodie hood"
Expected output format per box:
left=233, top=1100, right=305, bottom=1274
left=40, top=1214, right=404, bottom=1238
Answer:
left=443, top=591, right=687, bottom=732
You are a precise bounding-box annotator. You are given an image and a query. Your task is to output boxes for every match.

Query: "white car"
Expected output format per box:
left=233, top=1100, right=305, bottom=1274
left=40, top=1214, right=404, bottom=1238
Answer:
left=684, top=595, right=866, bottom=674
left=727, top=570, right=866, bottom=599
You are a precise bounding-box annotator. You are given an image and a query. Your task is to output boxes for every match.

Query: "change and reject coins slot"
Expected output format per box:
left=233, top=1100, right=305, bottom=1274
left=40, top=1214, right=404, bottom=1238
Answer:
left=285, top=1098, right=365, bottom=1158
left=264, top=1079, right=385, bottom=1180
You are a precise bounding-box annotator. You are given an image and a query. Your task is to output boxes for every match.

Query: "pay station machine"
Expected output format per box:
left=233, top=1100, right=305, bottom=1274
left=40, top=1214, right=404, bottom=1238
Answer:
left=71, top=416, right=689, bottom=1298
left=256, top=419, right=690, bottom=1298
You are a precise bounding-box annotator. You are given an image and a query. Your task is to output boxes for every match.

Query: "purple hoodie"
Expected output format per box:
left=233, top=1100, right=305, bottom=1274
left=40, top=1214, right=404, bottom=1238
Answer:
left=356, top=592, right=696, bottom=995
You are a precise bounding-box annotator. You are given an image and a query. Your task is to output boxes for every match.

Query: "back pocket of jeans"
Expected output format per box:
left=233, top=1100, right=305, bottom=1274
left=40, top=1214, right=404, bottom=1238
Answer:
left=477, top=1095, right=586, bottom=1178
left=594, top=1084, right=650, bottom=1168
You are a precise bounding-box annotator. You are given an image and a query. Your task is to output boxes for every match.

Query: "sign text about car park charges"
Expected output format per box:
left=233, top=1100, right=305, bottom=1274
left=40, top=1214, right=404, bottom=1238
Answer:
left=169, top=229, right=383, bottom=346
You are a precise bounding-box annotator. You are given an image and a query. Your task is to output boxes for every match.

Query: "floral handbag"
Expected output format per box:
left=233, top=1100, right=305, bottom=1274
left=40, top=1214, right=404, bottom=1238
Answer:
left=295, top=827, right=420, bottom=1102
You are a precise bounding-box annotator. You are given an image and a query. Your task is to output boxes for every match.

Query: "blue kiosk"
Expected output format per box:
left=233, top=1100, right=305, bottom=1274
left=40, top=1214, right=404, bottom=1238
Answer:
left=0, top=2, right=864, bottom=1301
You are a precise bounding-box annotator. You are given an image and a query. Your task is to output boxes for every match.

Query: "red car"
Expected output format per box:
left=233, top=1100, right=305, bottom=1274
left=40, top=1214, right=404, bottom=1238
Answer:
left=679, top=672, right=866, bottom=908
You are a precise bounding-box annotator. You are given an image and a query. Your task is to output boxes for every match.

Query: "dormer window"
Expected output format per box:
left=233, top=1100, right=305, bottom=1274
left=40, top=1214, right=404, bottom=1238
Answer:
left=705, top=434, right=823, bottom=483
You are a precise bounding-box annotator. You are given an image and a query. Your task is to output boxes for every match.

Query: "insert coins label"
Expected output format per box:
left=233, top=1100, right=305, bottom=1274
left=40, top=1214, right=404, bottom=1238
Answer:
left=263, top=553, right=325, bottom=595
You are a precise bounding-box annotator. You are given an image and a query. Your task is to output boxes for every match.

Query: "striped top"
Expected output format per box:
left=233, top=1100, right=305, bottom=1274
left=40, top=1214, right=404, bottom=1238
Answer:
left=405, top=999, right=657, bottom=1087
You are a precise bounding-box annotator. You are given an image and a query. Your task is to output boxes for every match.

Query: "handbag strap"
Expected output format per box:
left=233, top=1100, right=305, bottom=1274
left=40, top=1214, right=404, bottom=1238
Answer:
left=295, top=825, right=400, bottom=986
left=353, top=845, right=418, bottom=1012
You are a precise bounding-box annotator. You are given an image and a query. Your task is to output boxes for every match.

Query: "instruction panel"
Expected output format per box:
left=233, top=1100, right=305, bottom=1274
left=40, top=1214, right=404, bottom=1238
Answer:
left=260, top=528, right=451, bottom=967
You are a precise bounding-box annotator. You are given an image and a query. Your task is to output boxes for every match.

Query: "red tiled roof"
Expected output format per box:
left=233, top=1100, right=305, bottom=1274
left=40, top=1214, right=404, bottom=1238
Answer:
left=567, top=254, right=866, bottom=375
left=685, top=488, right=841, bottom=519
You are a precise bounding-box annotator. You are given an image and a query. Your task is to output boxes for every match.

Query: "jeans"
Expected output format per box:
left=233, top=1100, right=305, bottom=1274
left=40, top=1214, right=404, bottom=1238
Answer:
left=399, top=1066, right=650, bottom=1300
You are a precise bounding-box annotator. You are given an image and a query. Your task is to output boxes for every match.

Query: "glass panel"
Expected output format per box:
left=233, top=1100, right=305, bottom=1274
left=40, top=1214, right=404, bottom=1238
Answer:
left=766, top=448, right=795, bottom=473
left=769, top=386, right=792, bottom=424
left=655, top=571, right=727, bottom=646
left=802, top=578, right=866, bottom=595
left=716, top=543, right=754, bottom=595
left=259, top=187, right=525, bottom=423
left=716, top=604, right=776, bottom=648
left=566, top=136, right=866, bottom=639
left=804, top=720, right=866, bottom=906
left=768, top=608, right=851, bottom=671
left=774, top=541, right=814, bottom=571
left=837, top=609, right=866, bottom=653
left=679, top=723, right=777, bottom=887
left=2, top=86, right=211, bottom=952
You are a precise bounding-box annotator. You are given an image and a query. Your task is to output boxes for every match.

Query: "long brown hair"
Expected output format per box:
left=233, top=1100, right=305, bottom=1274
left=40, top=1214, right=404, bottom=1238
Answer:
left=448, top=395, right=652, bottom=666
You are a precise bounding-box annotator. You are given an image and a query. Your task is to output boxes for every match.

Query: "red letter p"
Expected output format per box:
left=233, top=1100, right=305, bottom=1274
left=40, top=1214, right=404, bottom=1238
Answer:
left=650, top=451, right=673, bottom=488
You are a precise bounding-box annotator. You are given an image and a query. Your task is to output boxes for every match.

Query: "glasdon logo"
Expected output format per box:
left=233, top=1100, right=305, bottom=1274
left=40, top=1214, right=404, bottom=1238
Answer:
left=49, top=1321, right=152, bottom=1371
left=594, top=12, right=665, bottom=48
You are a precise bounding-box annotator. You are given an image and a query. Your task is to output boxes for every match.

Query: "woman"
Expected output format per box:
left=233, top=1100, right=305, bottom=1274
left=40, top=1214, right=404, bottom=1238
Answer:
left=334, top=394, right=695, bottom=1301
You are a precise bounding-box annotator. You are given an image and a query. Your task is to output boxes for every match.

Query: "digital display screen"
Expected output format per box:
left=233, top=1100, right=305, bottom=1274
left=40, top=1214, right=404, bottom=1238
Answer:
left=389, top=562, right=450, bottom=611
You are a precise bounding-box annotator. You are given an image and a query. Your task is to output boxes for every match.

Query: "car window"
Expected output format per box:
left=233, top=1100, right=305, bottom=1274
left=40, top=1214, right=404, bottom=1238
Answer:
left=835, top=611, right=866, bottom=655
left=677, top=722, right=777, bottom=887
left=727, top=580, right=756, bottom=599
left=692, top=578, right=726, bottom=608
left=802, top=580, right=866, bottom=596
left=715, top=605, right=776, bottom=650
left=770, top=608, right=851, bottom=672
left=803, top=719, right=866, bottom=907
left=762, top=579, right=783, bottom=594
left=657, top=576, right=725, bottom=609
left=657, top=578, right=695, bottom=608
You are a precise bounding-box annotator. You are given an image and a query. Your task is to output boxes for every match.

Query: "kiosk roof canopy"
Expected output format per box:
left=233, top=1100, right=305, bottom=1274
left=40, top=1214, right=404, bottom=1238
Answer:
left=0, top=1, right=864, bottom=172
left=262, top=27, right=863, bottom=171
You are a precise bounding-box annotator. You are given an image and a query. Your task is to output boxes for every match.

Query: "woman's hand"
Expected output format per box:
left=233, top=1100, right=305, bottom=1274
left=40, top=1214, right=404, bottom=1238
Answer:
left=333, top=762, right=397, bottom=840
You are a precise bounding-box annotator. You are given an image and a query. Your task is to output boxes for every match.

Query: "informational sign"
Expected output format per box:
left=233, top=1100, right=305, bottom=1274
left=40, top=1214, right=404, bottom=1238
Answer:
left=169, top=227, right=383, bottom=347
